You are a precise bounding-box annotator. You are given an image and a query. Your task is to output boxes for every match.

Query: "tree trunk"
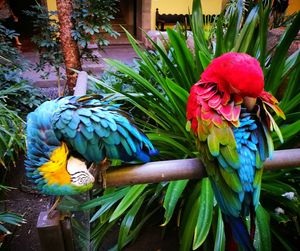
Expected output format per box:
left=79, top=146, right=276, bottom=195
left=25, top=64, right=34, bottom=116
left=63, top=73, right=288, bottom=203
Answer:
left=56, top=0, right=82, bottom=94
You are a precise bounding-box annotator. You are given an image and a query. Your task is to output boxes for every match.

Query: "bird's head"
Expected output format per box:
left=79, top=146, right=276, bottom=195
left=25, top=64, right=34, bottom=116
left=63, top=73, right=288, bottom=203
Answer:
left=201, top=52, right=264, bottom=110
left=67, top=156, right=95, bottom=188
left=39, top=142, right=94, bottom=192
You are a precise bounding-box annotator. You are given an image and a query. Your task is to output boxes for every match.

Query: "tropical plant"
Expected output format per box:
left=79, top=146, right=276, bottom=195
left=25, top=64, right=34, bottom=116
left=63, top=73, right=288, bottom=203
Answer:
left=0, top=185, right=26, bottom=236
left=0, top=66, right=47, bottom=118
left=0, top=24, right=23, bottom=68
left=0, top=65, right=46, bottom=167
left=72, top=0, right=119, bottom=50
left=24, top=4, right=65, bottom=95
left=0, top=15, right=45, bottom=245
left=0, top=96, right=24, bottom=169
left=25, top=0, right=119, bottom=95
left=0, top=92, right=26, bottom=245
left=61, top=0, right=300, bottom=250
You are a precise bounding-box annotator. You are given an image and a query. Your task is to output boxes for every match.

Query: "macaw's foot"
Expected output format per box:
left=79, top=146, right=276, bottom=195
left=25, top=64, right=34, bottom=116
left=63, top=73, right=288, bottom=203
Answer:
left=98, top=158, right=111, bottom=189
left=47, top=196, right=62, bottom=218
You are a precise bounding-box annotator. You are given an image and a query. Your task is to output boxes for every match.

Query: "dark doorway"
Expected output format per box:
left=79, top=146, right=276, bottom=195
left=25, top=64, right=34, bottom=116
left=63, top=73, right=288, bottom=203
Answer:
left=9, top=0, right=42, bottom=39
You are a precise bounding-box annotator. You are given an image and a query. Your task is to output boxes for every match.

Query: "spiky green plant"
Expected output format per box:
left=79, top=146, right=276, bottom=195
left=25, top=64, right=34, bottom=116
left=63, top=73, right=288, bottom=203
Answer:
left=62, top=0, right=300, bottom=250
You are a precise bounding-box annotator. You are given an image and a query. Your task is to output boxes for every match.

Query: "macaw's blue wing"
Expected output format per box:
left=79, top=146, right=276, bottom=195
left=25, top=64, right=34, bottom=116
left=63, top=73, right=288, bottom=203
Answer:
left=52, top=95, right=158, bottom=164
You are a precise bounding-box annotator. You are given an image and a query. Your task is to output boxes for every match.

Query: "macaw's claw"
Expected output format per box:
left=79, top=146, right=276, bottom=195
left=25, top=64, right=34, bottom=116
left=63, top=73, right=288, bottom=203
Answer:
left=98, top=158, right=111, bottom=189
left=47, top=196, right=62, bottom=219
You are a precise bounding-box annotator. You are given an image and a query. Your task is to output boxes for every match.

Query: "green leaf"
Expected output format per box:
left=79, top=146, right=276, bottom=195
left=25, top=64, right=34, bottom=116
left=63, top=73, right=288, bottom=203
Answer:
left=147, top=133, right=194, bottom=156
left=193, top=178, right=214, bottom=249
left=280, top=52, right=300, bottom=113
left=180, top=181, right=202, bottom=251
left=191, top=0, right=210, bottom=73
left=165, top=78, right=189, bottom=104
left=162, top=180, right=189, bottom=226
left=79, top=187, right=130, bottom=210
left=118, top=192, right=147, bottom=249
left=255, top=205, right=271, bottom=251
left=167, top=28, right=198, bottom=85
left=274, top=120, right=300, bottom=145
left=109, top=184, right=148, bottom=222
left=258, top=1, right=270, bottom=67
left=262, top=181, right=297, bottom=196
left=105, top=58, right=171, bottom=109
left=214, top=207, right=225, bottom=251
left=266, top=11, right=300, bottom=93
left=224, top=0, right=243, bottom=51
left=234, top=5, right=259, bottom=53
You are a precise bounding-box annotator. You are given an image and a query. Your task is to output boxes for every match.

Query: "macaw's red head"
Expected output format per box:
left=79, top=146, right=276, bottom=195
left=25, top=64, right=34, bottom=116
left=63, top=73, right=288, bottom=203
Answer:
left=201, top=52, right=264, bottom=98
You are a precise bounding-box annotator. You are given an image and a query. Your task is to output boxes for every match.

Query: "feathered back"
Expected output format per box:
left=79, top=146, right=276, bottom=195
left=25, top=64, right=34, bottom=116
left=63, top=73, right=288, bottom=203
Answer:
left=25, top=100, right=92, bottom=195
left=26, top=95, right=158, bottom=195
left=52, top=95, right=158, bottom=163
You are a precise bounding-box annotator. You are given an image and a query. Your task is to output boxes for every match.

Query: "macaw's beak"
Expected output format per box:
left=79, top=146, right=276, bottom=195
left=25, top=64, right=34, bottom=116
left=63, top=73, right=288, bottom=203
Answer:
left=243, top=96, right=257, bottom=111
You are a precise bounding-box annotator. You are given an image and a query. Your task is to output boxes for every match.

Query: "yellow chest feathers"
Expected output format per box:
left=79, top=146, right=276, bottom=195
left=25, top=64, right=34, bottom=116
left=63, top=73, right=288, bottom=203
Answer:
left=38, top=142, right=71, bottom=185
left=38, top=142, right=95, bottom=187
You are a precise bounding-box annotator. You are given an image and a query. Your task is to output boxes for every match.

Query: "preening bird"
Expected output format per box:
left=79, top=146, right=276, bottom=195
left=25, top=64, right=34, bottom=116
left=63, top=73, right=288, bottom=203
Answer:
left=186, top=52, right=285, bottom=250
left=25, top=95, right=158, bottom=212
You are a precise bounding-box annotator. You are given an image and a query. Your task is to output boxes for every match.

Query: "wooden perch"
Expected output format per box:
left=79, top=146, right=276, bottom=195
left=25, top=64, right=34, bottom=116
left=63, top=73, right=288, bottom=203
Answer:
left=104, top=149, right=300, bottom=187
left=74, top=71, right=88, bottom=95
left=72, top=71, right=300, bottom=188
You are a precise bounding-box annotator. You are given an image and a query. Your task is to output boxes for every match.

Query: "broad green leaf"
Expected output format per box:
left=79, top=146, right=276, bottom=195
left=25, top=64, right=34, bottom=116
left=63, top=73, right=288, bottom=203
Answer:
left=262, top=181, right=297, bottom=195
left=118, top=192, right=147, bottom=249
left=266, top=11, right=300, bottom=93
left=234, top=5, right=259, bottom=53
left=214, top=207, right=225, bottom=251
left=258, top=1, right=271, bottom=67
left=198, top=51, right=211, bottom=70
left=165, top=78, right=189, bottom=104
left=79, top=187, right=130, bottom=210
left=274, top=120, right=300, bottom=145
left=282, top=50, right=300, bottom=77
left=109, top=184, right=148, bottom=222
left=90, top=201, right=116, bottom=223
left=167, top=28, right=198, bottom=85
left=255, top=205, right=271, bottom=251
left=162, top=179, right=189, bottom=226
left=280, top=52, right=300, bottom=112
left=144, top=30, right=189, bottom=88
left=105, top=59, right=171, bottom=109
left=147, top=133, right=194, bottom=156
left=191, top=0, right=209, bottom=73
left=224, top=0, right=243, bottom=51
left=193, top=178, right=214, bottom=249
left=180, top=181, right=202, bottom=251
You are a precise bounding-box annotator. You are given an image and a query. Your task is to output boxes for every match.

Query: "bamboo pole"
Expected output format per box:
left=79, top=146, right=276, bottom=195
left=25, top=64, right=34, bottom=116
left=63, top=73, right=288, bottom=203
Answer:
left=104, top=149, right=300, bottom=187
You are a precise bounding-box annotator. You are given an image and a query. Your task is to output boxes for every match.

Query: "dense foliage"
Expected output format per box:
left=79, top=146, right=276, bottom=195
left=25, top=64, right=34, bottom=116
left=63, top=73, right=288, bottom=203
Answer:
left=0, top=20, right=46, bottom=168
left=0, top=20, right=46, bottom=238
left=26, top=0, right=119, bottom=66
left=24, top=5, right=63, bottom=79
left=72, top=0, right=119, bottom=48
left=0, top=24, right=23, bottom=67
left=64, top=0, right=299, bottom=250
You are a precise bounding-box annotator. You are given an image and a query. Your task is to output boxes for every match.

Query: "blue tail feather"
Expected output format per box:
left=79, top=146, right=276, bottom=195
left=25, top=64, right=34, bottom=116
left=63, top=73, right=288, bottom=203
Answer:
left=224, top=214, right=255, bottom=251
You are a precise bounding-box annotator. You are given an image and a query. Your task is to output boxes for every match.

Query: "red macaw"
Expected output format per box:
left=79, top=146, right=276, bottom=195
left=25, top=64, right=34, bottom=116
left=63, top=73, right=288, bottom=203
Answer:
left=186, top=52, right=285, bottom=250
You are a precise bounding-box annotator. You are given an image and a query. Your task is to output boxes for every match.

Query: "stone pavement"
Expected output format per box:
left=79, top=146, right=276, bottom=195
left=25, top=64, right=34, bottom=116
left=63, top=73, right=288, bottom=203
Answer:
left=20, top=42, right=137, bottom=89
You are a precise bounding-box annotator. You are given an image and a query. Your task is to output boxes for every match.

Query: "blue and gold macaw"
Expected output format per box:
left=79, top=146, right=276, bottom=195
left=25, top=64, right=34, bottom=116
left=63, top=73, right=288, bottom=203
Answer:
left=25, top=95, right=158, bottom=210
